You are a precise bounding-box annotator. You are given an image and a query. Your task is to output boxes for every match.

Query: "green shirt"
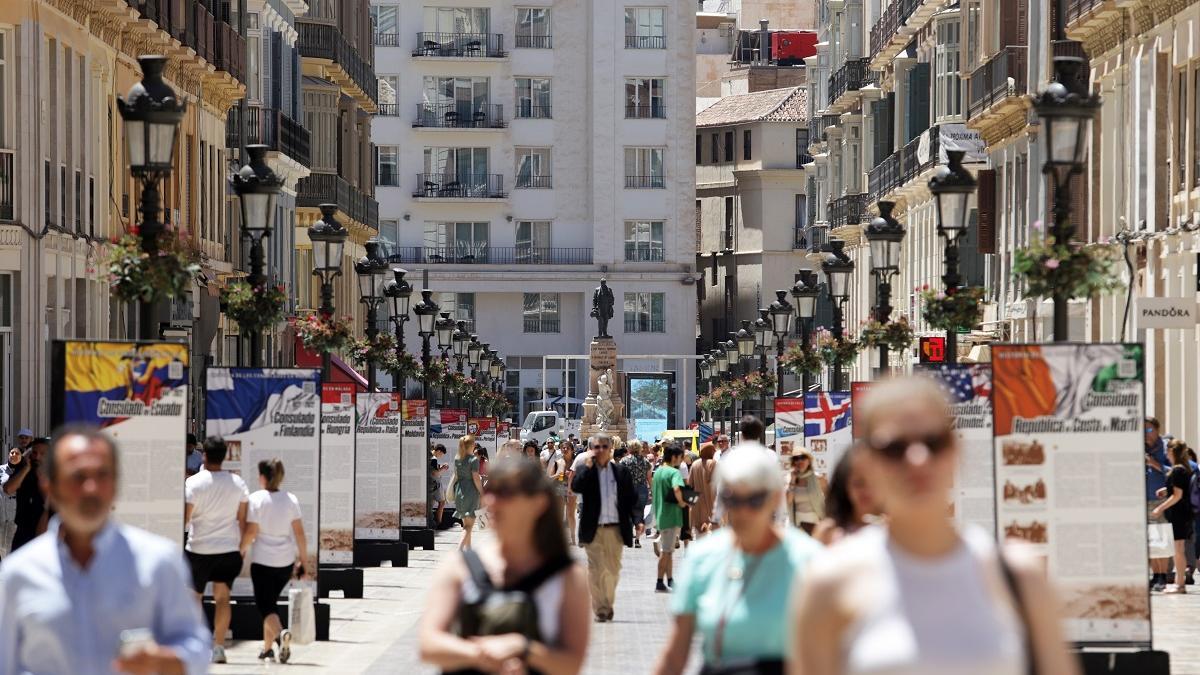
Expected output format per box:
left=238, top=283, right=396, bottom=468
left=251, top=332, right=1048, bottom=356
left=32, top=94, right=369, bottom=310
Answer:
left=651, top=465, right=685, bottom=530
left=671, top=529, right=822, bottom=664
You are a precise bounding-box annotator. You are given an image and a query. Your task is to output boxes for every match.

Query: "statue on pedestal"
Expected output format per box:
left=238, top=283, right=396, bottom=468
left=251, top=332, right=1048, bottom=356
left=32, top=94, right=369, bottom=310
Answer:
left=596, top=369, right=616, bottom=428
left=590, top=278, right=614, bottom=339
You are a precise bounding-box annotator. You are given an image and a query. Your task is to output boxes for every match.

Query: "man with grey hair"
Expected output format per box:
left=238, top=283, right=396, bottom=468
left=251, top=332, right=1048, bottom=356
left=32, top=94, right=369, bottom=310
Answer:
left=571, top=433, right=637, bottom=621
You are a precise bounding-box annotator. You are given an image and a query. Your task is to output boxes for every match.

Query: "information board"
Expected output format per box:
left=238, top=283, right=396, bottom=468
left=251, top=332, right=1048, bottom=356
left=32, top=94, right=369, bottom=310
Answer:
left=354, top=392, right=402, bottom=540
left=319, top=383, right=355, bottom=565
left=923, top=363, right=995, bottom=536
left=52, top=340, right=189, bottom=545
left=431, top=409, right=469, bottom=506
left=402, top=400, right=429, bottom=527
left=773, top=397, right=804, bottom=457
left=802, top=392, right=853, bottom=474
left=992, top=344, right=1149, bottom=646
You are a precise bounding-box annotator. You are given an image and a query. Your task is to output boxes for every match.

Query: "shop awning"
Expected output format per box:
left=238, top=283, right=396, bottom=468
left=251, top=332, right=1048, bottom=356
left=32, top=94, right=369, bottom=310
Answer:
left=293, top=337, right=368, bottom=391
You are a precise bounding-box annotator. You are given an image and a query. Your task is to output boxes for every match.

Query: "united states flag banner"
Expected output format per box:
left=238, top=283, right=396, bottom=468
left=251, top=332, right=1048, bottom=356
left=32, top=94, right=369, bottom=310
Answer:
left=920, top=363, right=995, bottom=536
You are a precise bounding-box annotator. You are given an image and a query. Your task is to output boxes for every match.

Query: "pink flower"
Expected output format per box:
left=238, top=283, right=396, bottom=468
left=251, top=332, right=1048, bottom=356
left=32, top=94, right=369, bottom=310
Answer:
left=1032, top=220, right=1043, bottom=231
left=1044, top=259, right=1060, bottom=270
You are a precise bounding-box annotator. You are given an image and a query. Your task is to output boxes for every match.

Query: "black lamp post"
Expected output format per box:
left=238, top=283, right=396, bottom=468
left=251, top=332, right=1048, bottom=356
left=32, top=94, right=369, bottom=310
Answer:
left=699, top=356, right=714, bottom=426
left=1034, top=23, right=1100, bottom=341
left=434, top=312, right=456, bottom=406
left=736, top=320, right=756, bottom=416
left=384, top=268, right=413, bottom=395
left=928, top=150, right=977, bottom=363
left=118, top=55, right=186, bottom=340
left=822, top=241, right=854, bottom=391
left=768, top=290, right=793, bottom=402
left=452, top=322, right=470, bottom=375
left=865, top=201, right=906, bottom=378
left=467, top=336, right=483, bottom=415
left=231, top=144, right=282, bottom=366
left=412, top=290, right=439, bottom=401
left=355, top=239, right=388, bottom=392
left=791, top=271, right=820, bottom=392
left=307, top=205, right=348, bottom=380
left=713, top=347, right=729, bottom=433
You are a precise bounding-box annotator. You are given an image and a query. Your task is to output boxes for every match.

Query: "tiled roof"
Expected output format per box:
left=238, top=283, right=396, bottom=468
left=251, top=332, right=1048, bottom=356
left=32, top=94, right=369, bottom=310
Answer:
left=695, top=87, right=809, bottom=128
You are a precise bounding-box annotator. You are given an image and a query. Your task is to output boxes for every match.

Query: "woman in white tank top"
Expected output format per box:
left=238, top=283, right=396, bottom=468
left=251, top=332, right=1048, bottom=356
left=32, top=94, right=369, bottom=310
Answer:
left=790, top=377, right=1080, bottom=675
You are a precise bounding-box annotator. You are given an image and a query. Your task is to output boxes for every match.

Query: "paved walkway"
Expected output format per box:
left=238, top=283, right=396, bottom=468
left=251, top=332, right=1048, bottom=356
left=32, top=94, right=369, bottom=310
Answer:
left=210, top=525, right=1195, bottom=674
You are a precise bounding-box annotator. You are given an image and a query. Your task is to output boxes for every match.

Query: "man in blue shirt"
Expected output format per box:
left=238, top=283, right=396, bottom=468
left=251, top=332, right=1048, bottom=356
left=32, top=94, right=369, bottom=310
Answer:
left=0, top=427, right=210, bottom=674
left=1146, top=417, right=1172, bottom=590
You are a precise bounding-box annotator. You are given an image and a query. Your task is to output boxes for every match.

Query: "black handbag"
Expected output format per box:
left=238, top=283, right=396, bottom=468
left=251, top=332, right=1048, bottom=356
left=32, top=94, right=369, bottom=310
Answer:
left=699, top=659, right=784, bottom=675
left=667, top=485, right=701, bottom=506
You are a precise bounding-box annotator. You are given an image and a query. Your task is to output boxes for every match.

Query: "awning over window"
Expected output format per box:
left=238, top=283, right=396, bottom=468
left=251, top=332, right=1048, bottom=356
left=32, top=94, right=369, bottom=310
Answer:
left=293, top=337, right=368, bottom=391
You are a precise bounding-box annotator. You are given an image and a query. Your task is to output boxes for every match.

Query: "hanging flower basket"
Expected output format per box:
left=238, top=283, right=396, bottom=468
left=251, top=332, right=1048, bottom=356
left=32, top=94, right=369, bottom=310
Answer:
left=814, top=328, right=861, bottom=368
left=781, top=344, right=824, bottom=376
left=1012, top=228, right=1124, bottom=301
left=729, top=371, right=777, bottom=401
left=919, top=285, right=986, bottom=333
left=220, top=281, right=288, bottom=336
left=421, top=358, right=452, bottom=384
left=698, top=384, right=734, bottom=413
left=381, top=351, right=421, bottom=382
left=293, top=313, right=355, bottom=355
left=859, top=316, right=915, bottom=353
left=349, top=333, right=397, bottom=371
left=106, top=232, right=202, bottom=304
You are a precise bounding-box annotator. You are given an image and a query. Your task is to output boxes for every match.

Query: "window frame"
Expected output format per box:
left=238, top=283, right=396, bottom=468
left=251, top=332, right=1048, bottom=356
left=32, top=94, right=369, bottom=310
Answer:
left=515, top=77, right=552, bottom=118
left=515, top=7, right=552, bottom=48
left=623, top=291, right=666, bottom=333
left=623, top=147, right=666, bottom=188
left=522, top=292, right=561, bottom=333
left=624, top=220, right=665, bottom=262
left=624, top=77, right=666, bottom=118
left=377, top=145, right=399, bottom=186
left=624, top=7, right=666, bottom=49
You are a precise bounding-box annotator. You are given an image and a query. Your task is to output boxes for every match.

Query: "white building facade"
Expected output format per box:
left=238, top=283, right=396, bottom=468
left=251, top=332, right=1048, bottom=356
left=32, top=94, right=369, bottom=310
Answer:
left=370, top=1, right=698, bottom=421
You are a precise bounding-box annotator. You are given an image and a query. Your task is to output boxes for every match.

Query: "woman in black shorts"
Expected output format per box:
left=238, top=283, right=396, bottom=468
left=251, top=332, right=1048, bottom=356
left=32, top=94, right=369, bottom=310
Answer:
left=1153, top=440, right=1194, bottom=594
left=240, top=458, right=311, bottom=661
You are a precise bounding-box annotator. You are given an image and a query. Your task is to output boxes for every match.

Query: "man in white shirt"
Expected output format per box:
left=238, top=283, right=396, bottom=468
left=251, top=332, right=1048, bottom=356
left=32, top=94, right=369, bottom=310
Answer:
left=184, top=437, right=249, bottom=664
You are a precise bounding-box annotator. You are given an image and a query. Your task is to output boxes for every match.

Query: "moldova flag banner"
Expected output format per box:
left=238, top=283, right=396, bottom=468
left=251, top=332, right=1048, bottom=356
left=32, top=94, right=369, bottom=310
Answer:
left=802, top=392, right=852, bottom=474
left=52, top=340, right=189, bottom=546
left=992, top=344, right=1149, bottom=647
left=402, top=400, right=429, bottom=527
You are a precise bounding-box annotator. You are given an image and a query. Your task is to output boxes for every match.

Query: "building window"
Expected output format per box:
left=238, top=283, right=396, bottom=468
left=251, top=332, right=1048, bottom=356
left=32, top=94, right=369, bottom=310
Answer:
left=421, top=76, right=490, bottom=125
left=377, top=146, right=399, bottom=186
left=378, top=75, right=398, bottom=111
left=794, top=194, right=807, bottom=231
left=723, top=196, right=735, bottom=249
left=523, top=293, right=560, bottom=333
left=625, top=78, right=665, bottom=118
left=624, top=8, right=666, bottom=49
left=743, top=129, right=752, bottom=160
left=516, top=220, right=552, bottom=261
left=380, top=218, right=400, bottom=246
left=423, top=146, right=490, bottom=181
left=696, top=135, right=702, bottom=164
left=624, top=147, right=665, bottom=188
left=74, top=170, right=81, bottom=231
left=372, top=5, right=399, bottom=40
left=515, top=147, right=552, bottom=188
left=0, top=31, right=8, bottom=149
left=935, top=19, right=962, bottom=120
left=423, top=7, right=490, bottom=34
left=424, top=222, right=489, bottom=262
left=710, top=133, right=718, bottom=163
left=624, top=220, right=664, bottom=261
left=435, top=292, right=476, bottom=331
left=796, top=128, right=810, bottom=167
left=516, top=8, right=552, bottom=48
left=515, top=77, right=552, bottom=118
left=624, top=292, right=665, bottom=333
left=724, top=131, right=734, bottom=162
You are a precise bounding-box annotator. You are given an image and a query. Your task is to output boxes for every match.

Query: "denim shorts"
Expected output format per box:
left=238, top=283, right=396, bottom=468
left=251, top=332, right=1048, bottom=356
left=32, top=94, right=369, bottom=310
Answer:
left=635, top=484, right=649, bottom=510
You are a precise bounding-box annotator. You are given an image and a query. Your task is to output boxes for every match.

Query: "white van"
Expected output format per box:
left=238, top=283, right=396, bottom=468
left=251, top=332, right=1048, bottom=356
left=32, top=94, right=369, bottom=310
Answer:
left=519, top=411, right=581, bottom=445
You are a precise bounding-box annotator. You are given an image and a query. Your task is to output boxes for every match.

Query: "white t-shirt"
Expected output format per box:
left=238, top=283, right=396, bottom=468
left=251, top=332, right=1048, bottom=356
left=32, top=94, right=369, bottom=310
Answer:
left=184, top=469, right=249, bottom=554
left=247, top=490, right=303, bottom=567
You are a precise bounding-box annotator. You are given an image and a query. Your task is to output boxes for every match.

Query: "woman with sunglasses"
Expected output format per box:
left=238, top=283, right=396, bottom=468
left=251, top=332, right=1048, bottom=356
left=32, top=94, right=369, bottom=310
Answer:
left=419, top=458, right=590, bottom=674
left=791, top=377, right=1079, bottom=675
left=654, top=437, right=821, bottom=675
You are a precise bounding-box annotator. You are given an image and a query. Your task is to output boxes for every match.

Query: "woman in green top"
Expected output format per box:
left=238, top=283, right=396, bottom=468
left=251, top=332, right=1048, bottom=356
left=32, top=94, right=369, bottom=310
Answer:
left=448, top=434, right=484, bottom=550
left=653, top=418, right=821, bottom=675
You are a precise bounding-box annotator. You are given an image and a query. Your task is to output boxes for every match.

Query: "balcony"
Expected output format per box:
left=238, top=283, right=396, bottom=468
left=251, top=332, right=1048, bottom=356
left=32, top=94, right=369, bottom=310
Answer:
left=867, top=124, right=942, bottom=202
left=808, top=113, right=841, bottom=146
left=524, top=318, right=561, bottom=333
left=514, top=105, right=552, bottom=119
left=298, top=20, right=379, bottom=111
left=625, top=104, right=667, bottom=119
left=828, top=193, right=868, bottom=229
left=625, top=35, right=666, bottom=49
left=0, top=150, right=12, bottom=222
left=413, top=104, right=506, bottom=129
left=297, top=172, right=378, bottom=229
left=967, top=46, right=1028, bottom=123
left=225, top=106, right=311, bottom=167
left=1065, top=0, right=1122, bottom=38
left=515, top=34, right=553, bottom=49
left=869, top=0, right=938, bottom=69
left=123, top=0, right=246, bottom=85
left=625, top=175, right=666, bottom=189
left=374, top=32, right=401, bottom=47
left=625, top=318, right=666, bottom=333
left=515, top=175, right=553, bottom=189
left=377, top=103, right=400, bottom=116
left=412, top=32, right=506, bottom=58
left=387, top=247, right=592, bottom=265
left=803, top=224, right=829, bottom=253
left=827, top=57, right=875, bottom=111
left=624, top=244, right=665, bottom=262
left=413, top=174, right=506, bottom=199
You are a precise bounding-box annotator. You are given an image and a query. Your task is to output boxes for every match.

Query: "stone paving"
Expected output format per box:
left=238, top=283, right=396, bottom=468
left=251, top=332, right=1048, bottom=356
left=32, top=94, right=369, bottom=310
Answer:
left=208, top=525, right=1196, bottom=674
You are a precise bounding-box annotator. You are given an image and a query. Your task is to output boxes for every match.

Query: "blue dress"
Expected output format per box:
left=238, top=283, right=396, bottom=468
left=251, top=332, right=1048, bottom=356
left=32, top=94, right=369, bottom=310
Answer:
left=454, top=455, right=481, bottom=518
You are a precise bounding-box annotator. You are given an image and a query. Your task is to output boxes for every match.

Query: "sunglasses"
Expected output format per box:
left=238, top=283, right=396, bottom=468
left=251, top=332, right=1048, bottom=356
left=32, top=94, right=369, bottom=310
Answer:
left=719, top=490, right=770, bottom=510
left=868, top=429, right=955, bottom=461
left=593, top=444, right=611, bottom=450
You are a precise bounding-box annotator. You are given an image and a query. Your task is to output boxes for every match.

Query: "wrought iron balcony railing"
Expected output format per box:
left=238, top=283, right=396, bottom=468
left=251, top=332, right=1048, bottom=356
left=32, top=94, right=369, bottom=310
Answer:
left=867, top=124, right=942, bottom=202
left=413, top=174, right=506, bottom=199
left=514, top=105, right=552, bottom=119
left=625, top=175, right=666, bottom=189
left=374, top=32, right=401, bottom=47
left=524, top=318, right=561, bottom=333
left=225, top=105, right=311, bottom=167
left=869, top=0, right=920, bottom=64
left=298, top=20, right=379, bottom=106
left=828, top=57, right=874, bottom=108
left=806, top=223, right=829, bottom=253
left=967, top=46, right=1028, bottom=121
left=808, top=114, right=841, bottom=144
left=624, top=243, right=665, bottom=262
left=125, top=0, right=246, bottom=83
left=626, top=104, right=667, bottom=119
left=412, top=32, right=506, bottom=58
left=297, top=172, right=378, bottom=229
left=625, top=35, right=666, bottom=49
left=413, top=104, right=506, bottom=129
left=515, top=175, right=552, bottom=189
left=625, top=318, right=666, bottom=333
left=387, top=246, right=592, bottom=265
left=515, top=34, right=553, bottom=49
left=828, top=193, right=868, bottom=229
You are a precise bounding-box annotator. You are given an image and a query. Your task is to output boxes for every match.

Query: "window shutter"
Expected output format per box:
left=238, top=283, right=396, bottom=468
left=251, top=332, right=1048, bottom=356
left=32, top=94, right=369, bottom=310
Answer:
left=976, top=169, right=997, bottom=254
left=872, top=99, right=889, bottom=166
left=905, top=63, right=931, bottom=142
left=272, top=36, right=283, bottom=110
left=1000, top=0, right=1028, bottom=47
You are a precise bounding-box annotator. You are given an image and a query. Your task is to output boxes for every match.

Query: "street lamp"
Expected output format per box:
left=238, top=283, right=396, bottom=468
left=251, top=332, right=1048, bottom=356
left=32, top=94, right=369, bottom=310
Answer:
left=355, top=239, right=389, bottom=391
left=822, top=241, right=854, bottom=391
left=865, top=201, right=906, bottom=377
left=384, top=268, right=413, bottom=397
left=435, top=312, right=455, bottom=359
left=1034, top=50, right=1100, bottom=341
left=307, top=205, right=348, bottom=379
left=791, top=271, right=820, bottom=393
left=452, top=322, right=471, bottom=376
left=736, top=319, right=756, bottom=416
left=468, top=336, right=484, bottom=374
left=118, top=55, right=186, bottom=340
left=412, top=290, right=440, bottom=400
left=768, top=290, right=794, bottom=399
left=929, top=150, right=978, bottom=363
left=713, top=348, right=729, bottom=434
left=231, top=144, right=283, bottom=366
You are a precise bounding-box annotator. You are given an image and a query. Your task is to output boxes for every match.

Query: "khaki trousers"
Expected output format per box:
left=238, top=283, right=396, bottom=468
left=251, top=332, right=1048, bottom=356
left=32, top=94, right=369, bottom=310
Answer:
left=584, top=526, right=624, bottom=616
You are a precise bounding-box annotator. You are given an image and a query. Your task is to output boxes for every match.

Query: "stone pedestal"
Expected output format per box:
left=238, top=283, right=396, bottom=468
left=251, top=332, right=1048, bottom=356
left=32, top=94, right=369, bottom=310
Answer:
left=580, top=337, right=629, bottom=441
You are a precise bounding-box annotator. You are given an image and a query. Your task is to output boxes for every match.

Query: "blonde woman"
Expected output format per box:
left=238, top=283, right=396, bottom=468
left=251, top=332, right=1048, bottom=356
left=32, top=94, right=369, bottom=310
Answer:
left=447, top=434, right=484, bottom=550
left=240, top=458, right=310, bottom=664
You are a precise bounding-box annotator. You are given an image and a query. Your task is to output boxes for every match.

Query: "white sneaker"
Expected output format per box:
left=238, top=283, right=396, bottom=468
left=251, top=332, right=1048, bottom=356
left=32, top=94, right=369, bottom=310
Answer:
left=211, top=645, right=227, bottom=664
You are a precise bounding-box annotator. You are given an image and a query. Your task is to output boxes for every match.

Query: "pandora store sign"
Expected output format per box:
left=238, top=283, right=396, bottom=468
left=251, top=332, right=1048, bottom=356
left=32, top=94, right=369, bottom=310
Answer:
left=1136, top=297, right=1199, bottom=330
